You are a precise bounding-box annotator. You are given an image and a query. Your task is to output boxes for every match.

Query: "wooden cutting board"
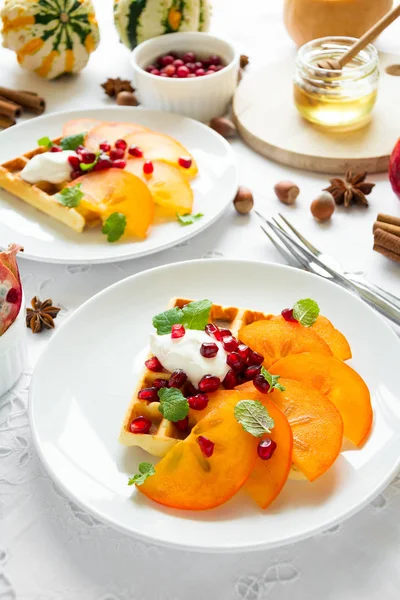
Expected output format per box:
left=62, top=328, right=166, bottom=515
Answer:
left=233, top=52, right=400, bottom=174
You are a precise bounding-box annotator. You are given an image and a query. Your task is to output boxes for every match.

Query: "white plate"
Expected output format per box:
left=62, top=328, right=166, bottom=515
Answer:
left=0, top=108, right=237, bottom=264
left=29, top=260, right=400, bottom=552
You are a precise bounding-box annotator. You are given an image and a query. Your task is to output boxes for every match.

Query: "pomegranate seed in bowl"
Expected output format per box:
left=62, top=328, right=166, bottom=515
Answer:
left=160, top=54, right=174, bottom=66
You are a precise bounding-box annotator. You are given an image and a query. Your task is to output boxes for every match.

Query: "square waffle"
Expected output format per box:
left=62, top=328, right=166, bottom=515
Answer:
left=119, top=297, right=269, bottom=457
left=0, top=137, right=91, bottom=232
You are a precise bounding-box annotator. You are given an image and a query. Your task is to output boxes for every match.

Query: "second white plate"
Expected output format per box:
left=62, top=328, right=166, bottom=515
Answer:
left=0, top=107, right=237, bottom=264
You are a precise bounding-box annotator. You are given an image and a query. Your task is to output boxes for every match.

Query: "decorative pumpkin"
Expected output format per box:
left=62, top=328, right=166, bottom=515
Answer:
left=1, top=0, right=100, bottom=79
left=114, top=0, right=211, bottom=51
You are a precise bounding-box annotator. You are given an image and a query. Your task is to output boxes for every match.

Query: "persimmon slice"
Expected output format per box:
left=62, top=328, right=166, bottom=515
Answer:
left=311, top=315, right=352, bottom=361
left=124, top=131, right=198, bottom=179
left=139, top=396, right=258, bottom=510
left=270, top=353, right=372, bottom=446
left=239, top=316, right=332, bottom=368
left=62, top=118, right=104, bottom=137
left=239, top=380, right=343, bottom=481
left=85, top=122, right=150, bottom=150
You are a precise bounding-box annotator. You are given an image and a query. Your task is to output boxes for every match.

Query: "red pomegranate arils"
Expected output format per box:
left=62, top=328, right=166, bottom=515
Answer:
left=200, top=342, right=219, bottom=358
left=175, top=416, right=189, bottom=431
left=168, top=369, right=188, bottom=388
left=244, top=365, right=261, bottom=380
left=184, top=381, right=199, bottom=397
left=178, top=156, right=192, bottom=169
left=110, top=148, right=125, bottom=161
left=187, top=394, right=209, bottom=410
left=99, top=141, right=111, bottom=152
left=137, top=387, right=159, bottom=402
left=198, top=435, right=214, bottom=458
left=222, top=335, right=238, bottom=352
left=145, top=356, right=163, bottom=371
left=112, top=160, right=126, bottom=169
left=253, top=374, right=271, bottom=394
left=171, top=324, right=185, bottom=339
left=130, top=416, right=152, bottom=434
left=281, top=308, right=298, bottom=323
left=198, top=374, right=220, bottom=393
left=205, top=323, right=219, bottom=337
left=222, top=369, right=237, bottom=389
left=237, top=344, right=250, bottom=360
left=68, top=155, right=80, bottom=170
left=257, top=438, right=277, bottom=460
left=143, top=160, right=154, bottom=175
left=115, top=139, right=127, bottom=150
left=226, top=352, right=245, bottom=373
left=153, top=378, right=168, bottom=389
left=247, top=350, right=264, bottom=366
left=128, top=145, right=143, bottom=158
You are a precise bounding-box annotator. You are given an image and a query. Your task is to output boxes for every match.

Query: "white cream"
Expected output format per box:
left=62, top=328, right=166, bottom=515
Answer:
left=150, top=329, right=230, bottom=386
left=20, top=150, right=77, bottom=184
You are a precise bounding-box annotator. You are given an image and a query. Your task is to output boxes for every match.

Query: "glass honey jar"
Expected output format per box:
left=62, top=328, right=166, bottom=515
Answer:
left=294, top=37, right=379, bottom=131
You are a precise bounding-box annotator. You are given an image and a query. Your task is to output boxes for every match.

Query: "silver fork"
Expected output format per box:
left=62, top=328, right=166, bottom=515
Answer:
left=255, top=211, right=400, bottom=327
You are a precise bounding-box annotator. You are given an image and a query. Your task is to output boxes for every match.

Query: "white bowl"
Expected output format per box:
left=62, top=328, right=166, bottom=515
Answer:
left=131, top=32, right=240, bottom=123
left=0, top=296, right=27, bottom=397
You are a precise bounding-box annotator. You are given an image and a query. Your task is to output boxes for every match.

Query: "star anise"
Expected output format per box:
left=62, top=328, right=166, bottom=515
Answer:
left=26, top=297, right=61, bottom=334
left=324, top=171, right=375, bottom=207
left=101, top=77, right=134, bottom=98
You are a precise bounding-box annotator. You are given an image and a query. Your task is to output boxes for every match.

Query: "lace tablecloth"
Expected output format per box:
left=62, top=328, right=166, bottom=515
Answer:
left=1, top=1, right=400, bottom=598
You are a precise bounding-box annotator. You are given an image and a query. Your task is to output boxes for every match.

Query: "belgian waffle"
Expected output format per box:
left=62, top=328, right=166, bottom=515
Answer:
left=119, top=297, right=269, bottom=456
left=0, top=137, right=89, bottom=232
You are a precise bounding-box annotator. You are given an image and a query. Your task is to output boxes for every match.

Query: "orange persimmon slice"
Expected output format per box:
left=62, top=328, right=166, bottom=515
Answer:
left=85, top=122, right=150, bottom=149
left=62, top=118, right=104, bottom=137
left=239, top=316, right=333, bottom=369
left=311, top=315, right=352, bottom=361
left=270, top=353, right=372, bottom=447
left=239, top=380, right=343, bottom=481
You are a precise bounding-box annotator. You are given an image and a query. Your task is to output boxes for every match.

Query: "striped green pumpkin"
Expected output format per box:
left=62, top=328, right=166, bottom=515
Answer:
left=114, top=0, right=211, bottom=50
left=1, top=0, right=100, bottom=79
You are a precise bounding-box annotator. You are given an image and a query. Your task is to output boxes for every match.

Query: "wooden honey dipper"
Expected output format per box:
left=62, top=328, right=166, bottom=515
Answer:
left=317, top=3, right=400, bottom=71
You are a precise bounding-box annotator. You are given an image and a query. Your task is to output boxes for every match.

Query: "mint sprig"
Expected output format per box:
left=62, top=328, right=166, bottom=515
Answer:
left=102, top=212, right=127, bottom=242
left=56, top=183, right=83, bottom=208
left=234, top=400, right=275, bottom=437
left=152, top=299, right=212, bottom=335
left=292, top=298, right=320, bottom=327
left=260, top=367, right=285, bottom=392
left=60, top=132, right=86, bottom=151
left=177, top=213, right=204, bottom=226
left=128, top=462, right=155, bottom=486
left=158, top=388, right=189, bottom=422
left=38, top=136, right=52, bottom=149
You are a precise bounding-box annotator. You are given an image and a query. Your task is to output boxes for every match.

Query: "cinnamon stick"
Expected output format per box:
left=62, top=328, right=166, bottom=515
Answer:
left=373, top=220, right=400, bottom=237
left=376, top=213, right=400, bottom=228
left=0, top=114, right=16, bottom=129
left=0, top=97, right=21, bottom=119
left=373, top=244, right=400, bottom=264
left=374, top=227, right=400, bottom=254
left=0, top=87, right=45, bottom=114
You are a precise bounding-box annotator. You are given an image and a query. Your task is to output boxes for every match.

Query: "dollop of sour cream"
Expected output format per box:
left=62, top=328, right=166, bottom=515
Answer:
left=149, top=329, right=230, bottom=387
left=20, top=150, right=76, bottom=184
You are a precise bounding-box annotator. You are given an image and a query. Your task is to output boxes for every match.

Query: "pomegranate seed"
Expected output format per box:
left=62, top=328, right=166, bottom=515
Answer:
left=222, top=369, right=237, bottom=389
left=222, top=335, right=238, bottom=352
left=93, top=157, right=112, bottom=171
left=171, top=323, right=185, bottom=338
left=173, top=59, right=184, bottom=68
left=200, top=342, right=219, bottom=358
left=194, top=61, right=203, bottom=69
left=153, top=378, right=168, bottom=390
left=110, top=148, right=125, bottom=160
left=207, top=65, right=217, bottom=71
left=226, top=352, right=245, bottom=373
left=172, top=74, right=178, bottom=78
left=151, top=68, right=161, bottom=75
left=50, top=145, right=62, bottom=152
left=237, top=344, right=250, bottom=360
left=214, top=65, right=224, bottom=71
left=213, top=328, right=231, bottom=342
left=168, top=369, right=187, bottom=388
left=209, top=54, right=221, bottom=65
left=137, top=387, right=159, bottom=402
left=163, top=64, right=176, bottom=76
left=244, top=365, right=261, bottom=380
left=79, top=150, right=96, bottom=164
left=205, top=323, right=219, bottom=337
left=195, top=68, right=205, bottom=76
left=112, top=160, right=126, bottom=169
left=99, top=141, right=111, bottom=152
left=198, top=375, right=220, bottom=393
left=257, top=438, right=277, bottom=460
left=175, top=416, right=189, bottom=431
left=177, top=66, right=189, bottom=78
left=281, top=308, right=298, bottom=322
left=187, top=394, right=209, bottom=410
left=247, top=350, right=264, bottom=366
left=160, top=54, right=174, bottom=66
left=68, top=155, right=80, bottom=169
left=205, top=71, right=215, bottom=76
left=128, top=145, right=143, bottom=158
left=115, top=139, right=127, bottom=150
left=183, top=51, right=196, bottom=63
left=6, top=288, right=18, bottom=303
left=146, top=64, right=157, bottom=72
left=160, top=73, right=169, bottom=77
left=76, top=145, right=85, bottom=153
left=178, top=156, right=192, bottom=169
left=130, top=416, right=152, bottom=434
left=198, top=435, right=214, bottom=458
left=184, top=382, right=199, bottom=397
left=185, top=62, right=196, bottom=72
left=71, top=170, right=82, bottom=179
left=143, top=160, right=154, bottom=175
left=253, top=374, right=271, bottom=394
left=187, top=73, right=196, bottom=78
left=145, top=356, right=163, bottom=371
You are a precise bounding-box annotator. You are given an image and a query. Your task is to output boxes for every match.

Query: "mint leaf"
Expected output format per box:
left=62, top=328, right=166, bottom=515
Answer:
left=56, top=183, right=83, bottom=208
left=102, top=212, right=127, bottom=242
left=181, top=299, right=212, bottom=330
left=60, top=132, right=86, bottom=151
left=292, top=298, right=320, bottom=327
left=260, top=367, right=285, bottom=392
left=177, top=213, right=204, bottom=226
left=38, top=136, right=52, bottom=149
left=158, top=387, right=189, bottom=422
left=128, top=462, right=155, bottom=486
left=234, top=400, right=275, bottom=437
left=152, top=307, right=183, bottom=335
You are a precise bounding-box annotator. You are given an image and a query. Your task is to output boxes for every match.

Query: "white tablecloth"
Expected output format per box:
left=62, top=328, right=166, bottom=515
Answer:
left=1, top=1, right=400, bottom=598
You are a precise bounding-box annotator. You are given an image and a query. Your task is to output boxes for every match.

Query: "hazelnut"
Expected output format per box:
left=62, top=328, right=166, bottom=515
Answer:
left=274, top=181, right=300, bottom=205
left=240, top=54, right=249, bottom=69
left=310, top=191, right=335, bottom=222
left=233, top=186, right=253, bottom=214
left=116, top=91, right=139, bottom=106
left=209, top=117, right=237, bottom=139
